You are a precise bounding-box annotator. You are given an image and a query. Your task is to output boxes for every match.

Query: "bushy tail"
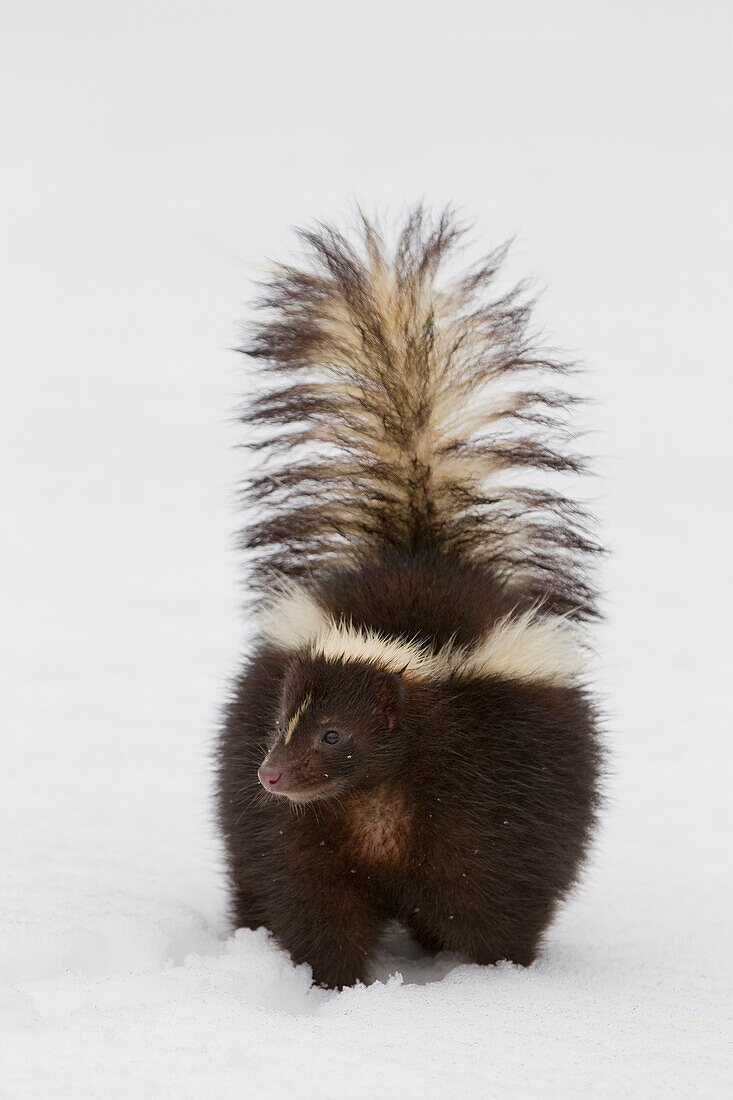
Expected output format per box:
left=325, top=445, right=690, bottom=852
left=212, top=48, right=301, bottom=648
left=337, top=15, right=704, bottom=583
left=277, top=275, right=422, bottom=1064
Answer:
left=241, top=207, right=599, bottom=617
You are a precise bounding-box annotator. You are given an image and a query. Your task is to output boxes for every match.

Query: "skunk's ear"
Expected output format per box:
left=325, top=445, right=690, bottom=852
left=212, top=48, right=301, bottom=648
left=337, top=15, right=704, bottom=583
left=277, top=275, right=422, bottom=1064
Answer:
left=373, top=670, right=406, bottom=732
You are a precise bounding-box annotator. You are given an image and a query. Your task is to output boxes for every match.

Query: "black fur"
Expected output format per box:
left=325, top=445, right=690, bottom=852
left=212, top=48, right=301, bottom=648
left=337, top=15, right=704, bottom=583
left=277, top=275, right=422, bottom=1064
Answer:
left=216, top=209, right=603, bottom=988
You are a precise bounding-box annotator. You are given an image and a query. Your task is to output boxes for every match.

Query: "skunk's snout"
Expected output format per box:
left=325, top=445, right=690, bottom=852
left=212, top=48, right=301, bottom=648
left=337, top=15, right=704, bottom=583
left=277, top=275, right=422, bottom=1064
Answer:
left=258, top=764, right=284, bottom=789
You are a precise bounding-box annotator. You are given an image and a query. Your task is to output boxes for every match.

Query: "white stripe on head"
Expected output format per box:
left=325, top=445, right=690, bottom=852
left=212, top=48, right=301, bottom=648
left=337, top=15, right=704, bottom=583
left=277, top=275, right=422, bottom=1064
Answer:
left=283, top=692, right=313, bottom=744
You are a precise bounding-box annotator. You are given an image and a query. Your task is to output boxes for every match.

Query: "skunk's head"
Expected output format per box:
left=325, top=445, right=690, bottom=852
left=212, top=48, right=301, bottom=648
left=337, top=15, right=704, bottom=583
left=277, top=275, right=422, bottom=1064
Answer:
left=257, top=654, right=407, bottom=803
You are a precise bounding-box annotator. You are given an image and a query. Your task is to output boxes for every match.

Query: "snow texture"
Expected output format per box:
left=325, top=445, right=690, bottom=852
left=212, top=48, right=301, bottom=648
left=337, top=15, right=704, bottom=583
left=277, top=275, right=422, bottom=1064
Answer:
left=1, top=1, right=731, bottom=1096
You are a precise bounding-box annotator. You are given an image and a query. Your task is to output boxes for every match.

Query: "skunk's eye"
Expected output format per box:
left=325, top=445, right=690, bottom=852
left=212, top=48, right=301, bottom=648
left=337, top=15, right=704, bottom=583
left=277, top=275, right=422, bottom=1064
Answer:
left=322, top=730, right=341, bottom=745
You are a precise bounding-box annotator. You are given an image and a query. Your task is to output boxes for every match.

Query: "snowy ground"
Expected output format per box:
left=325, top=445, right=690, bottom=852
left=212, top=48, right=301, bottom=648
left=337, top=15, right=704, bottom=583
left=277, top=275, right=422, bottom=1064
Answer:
left=2, top=2, right=732, bottom=1096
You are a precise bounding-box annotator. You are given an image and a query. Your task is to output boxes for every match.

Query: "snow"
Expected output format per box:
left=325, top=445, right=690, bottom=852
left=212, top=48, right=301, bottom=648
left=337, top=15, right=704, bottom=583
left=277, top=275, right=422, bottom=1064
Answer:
left=1, top=1, right=732, bottom=1096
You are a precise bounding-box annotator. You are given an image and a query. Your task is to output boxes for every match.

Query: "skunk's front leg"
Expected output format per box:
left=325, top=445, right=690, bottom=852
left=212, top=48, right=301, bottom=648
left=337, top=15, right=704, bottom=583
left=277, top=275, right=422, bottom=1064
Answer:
left=269, top=863, right=384, bottom=989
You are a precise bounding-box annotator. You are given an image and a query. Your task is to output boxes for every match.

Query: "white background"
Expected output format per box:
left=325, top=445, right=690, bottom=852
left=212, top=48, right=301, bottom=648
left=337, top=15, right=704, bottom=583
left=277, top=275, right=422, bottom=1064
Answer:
left=2, top=1, right=731, bottom=1096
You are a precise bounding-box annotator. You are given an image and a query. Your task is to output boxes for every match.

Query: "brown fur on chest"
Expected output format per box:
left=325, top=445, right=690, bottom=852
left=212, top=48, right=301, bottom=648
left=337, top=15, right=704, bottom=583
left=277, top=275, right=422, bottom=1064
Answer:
left=343, top=784, right=413, bottom=869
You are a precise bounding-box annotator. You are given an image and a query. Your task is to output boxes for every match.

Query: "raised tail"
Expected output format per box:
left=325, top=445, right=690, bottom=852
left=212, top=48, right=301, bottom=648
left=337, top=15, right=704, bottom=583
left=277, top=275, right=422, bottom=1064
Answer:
left=241, top=207, right=599, bottom=618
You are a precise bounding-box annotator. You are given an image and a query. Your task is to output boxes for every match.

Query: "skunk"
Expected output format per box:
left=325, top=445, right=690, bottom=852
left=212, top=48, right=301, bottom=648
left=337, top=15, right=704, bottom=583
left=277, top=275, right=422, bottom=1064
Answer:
left=216, top=209, right=602, bottom=989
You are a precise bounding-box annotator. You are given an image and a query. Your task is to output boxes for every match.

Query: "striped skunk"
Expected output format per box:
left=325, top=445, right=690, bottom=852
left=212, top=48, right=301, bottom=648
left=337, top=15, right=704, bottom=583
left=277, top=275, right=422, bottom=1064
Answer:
left=216, top=209, right=602, bottom=989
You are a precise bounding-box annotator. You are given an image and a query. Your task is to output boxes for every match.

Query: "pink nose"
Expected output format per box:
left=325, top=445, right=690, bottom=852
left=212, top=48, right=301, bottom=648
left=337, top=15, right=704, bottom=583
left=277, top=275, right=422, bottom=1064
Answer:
left=258, top=764, right=283, bottom=789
